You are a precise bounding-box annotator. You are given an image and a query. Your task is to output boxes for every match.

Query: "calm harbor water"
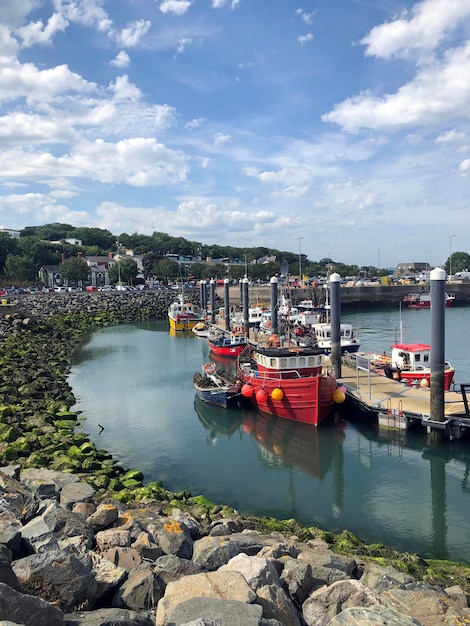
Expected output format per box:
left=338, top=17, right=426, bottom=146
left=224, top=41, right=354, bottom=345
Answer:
left=69, top=305, right=470, bottom=564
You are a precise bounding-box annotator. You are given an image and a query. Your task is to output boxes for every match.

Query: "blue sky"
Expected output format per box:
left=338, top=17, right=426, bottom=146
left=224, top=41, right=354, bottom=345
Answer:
left=0, top=0, right=469, bottom=267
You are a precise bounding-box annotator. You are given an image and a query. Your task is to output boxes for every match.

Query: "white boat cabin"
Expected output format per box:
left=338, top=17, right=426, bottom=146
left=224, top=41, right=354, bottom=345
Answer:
left=390, top=343, right=430, bottom=370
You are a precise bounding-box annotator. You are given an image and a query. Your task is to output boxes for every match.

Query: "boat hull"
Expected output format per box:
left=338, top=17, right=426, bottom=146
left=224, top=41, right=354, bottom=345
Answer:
left=169, top=316, right=203, bottom=331
left=195, top=387, right=236, bottom=408
left=209, top=342, right=247, bottom=358
left=398, top=370, right=455, bottom=391
left=240, top=374, right=336, bottom=426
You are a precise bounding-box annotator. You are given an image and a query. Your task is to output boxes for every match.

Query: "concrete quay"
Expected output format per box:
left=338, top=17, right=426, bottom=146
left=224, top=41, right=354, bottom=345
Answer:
left=337, top=356, right=470, bottom=439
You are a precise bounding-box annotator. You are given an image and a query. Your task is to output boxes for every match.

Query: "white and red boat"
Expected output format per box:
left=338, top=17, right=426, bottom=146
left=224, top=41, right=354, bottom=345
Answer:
left=404, top=292, right=455, bottom=309
left=208, top=327, right=248, bottom=358
left=372, top=343, right=455, bottom=390
left=237, top=341, right=337, bottom=426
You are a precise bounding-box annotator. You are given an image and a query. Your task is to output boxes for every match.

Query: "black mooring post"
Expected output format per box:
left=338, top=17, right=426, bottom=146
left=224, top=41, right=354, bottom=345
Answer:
left=270, top=276, right=279, bottom=335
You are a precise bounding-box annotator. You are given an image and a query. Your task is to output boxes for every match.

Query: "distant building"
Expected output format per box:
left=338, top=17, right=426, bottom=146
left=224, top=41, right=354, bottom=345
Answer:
left=0, top=229, right=20, bottom=239
left=394, top=262, right=429, bottom=277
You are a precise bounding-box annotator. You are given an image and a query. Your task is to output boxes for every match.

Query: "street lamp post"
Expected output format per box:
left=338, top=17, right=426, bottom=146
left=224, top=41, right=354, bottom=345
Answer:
left=298, top=237, right=304, bottom=287
left=448, top=235, right=456, bottom=279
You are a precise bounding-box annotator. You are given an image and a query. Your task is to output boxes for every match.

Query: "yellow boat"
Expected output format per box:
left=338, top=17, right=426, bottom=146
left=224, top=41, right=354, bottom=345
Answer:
left=168, top=295, right=205, bottom=332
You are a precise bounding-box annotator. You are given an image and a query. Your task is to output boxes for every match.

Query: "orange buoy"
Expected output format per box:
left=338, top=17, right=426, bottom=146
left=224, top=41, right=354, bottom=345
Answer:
left=255, top=388, right=268, bottom=403
left=420, top=378, right=429, bottom=387
left=241, top=384, right=254, bottom=397
left=271, top=387, right=284, bottom=401
left=332, top=388, right=346, bottom=403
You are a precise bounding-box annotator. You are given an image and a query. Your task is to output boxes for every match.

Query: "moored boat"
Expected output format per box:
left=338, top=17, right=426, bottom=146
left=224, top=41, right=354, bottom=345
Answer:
left=168, top=294, right=205, bottom=332
left=404, top=292, right=455, bottom=309
left=237, top=342, right=337, bottom=426
left=192, top=321, right=211, bottom=337
left=208, top=329, right=248, bottom=358
left=369, top=343, right=455, bottom=390
left=193, top=363, right=242, bottom=408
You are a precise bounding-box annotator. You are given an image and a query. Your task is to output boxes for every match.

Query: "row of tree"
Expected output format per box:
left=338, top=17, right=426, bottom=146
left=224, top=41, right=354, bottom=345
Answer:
left=1, top=223, right=469, bottom=286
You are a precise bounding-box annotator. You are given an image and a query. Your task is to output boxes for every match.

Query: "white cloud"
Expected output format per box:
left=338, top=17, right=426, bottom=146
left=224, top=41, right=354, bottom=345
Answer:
left=109, top=75, right=143, bottom=102
left=436, top=129, right=465, bottom=143
left=295, top=9, right=314, bottom=26
left=159, top=1, right=192, bottom=16
left=110, top=51, right=130, bottom=68
left=17, top=12, right=69, bottom=47
left=213, top=133, right=231, bottom=146
left=185, top=117, right=206, bottom=129
left=176, top=38, right=193, bottom=54
left=361, top=0, right=470, bottom=59
left=52, top=0, right=112, bottom=32
left=0, top=60, right=97, bottom=104
left=322, top=42, right=470, bottom=132
left=459, top=159, right=470, bottom=174
left=0, top=139, right=189, bottom=187
left=211, top=0, right=240, bottom=9
left=298, top=33, right=313, bottom=45
left=114, top=19, right=151, bottom=48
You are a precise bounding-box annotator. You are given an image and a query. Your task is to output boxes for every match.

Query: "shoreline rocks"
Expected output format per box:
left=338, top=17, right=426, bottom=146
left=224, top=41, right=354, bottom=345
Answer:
left=1, top=293, right=470, bottom=624
left=2, top=467, right=469, bottom=626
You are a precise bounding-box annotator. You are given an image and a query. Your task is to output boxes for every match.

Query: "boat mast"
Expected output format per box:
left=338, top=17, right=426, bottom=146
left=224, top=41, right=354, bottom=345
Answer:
left=116, top=238, right=122, bottom=286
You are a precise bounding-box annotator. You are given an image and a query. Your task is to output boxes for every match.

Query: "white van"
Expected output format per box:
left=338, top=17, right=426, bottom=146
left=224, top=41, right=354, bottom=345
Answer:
left=455, top=271, right=470, bottom=280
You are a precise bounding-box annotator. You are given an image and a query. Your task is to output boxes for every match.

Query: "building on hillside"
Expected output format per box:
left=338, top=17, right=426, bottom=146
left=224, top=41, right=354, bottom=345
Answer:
left=0, top=229, right=21, bottom=239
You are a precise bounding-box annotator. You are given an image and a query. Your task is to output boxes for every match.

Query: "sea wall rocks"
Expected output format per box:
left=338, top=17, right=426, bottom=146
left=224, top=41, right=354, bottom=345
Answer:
left=1, top=467, right=469, bottom=626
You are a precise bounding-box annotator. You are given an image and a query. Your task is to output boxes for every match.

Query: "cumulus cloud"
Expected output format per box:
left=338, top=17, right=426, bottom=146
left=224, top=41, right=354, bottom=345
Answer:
left=322, top=42, right=470, bottom=132
left=17, top=12, right=69, bottom=47
left=109, top=75, right=143, bottom=102
left=110, top=51, right=130, bottom=68
left=436, top=129, right=465, bottom=143
left=295, top=9, right=314, bottom=26
left=298, top=33, right=313, bottom=45
left=211, top=0, right=240, bottom=9
left=114, top=19, right=151, bottom=47
left=159, top=1, right=192, bottom=16
left=361, top=0, right=470, bottom=58
left=0, top=1, right=43, bottom=28
left=459, top=159, right=470, bottom=174
left=52, top=0, right=112, bottom=32
left=185, top=117, right=206, bottom=129
left=0, top=138, right=189, bottom=187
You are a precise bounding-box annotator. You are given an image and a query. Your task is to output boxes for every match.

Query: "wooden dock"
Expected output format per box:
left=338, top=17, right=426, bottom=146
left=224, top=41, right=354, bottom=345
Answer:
left=336, top=356, right=470, bottom=438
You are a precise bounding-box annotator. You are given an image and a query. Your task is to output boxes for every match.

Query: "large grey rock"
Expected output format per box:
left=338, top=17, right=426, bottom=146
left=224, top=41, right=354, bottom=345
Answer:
left=192, top=532, right=269, bottom=571
left=90, top=552, right=127, bottom=602
left=255, top=583, right=301, bottom=626
left=86, top=502, right=119, bottom=531
left=219, top=553, right=282, bottom=591
left=112, top=563, right=164, bottom=611
left=279, top=557, right=313, bottom=606
left=302, top=579, right=381, bottom=626
left=328, top=606, right=423, bottom=625
left=0, top=544, right=19, bottom=589
left=63, top=607, right=155, bottom=625
left=0, top=581, right=64, bottom=626
left=60, top=480, right=96, bottom=510
left=152, top=553, right=203, bottom=585
left=165, top=597, right=264, bottom=626
left=155, top=570, right=257, bottom=626
left=153, top=517, right=193, bottom=559
left=12, top=548, right=98, bottom=612
left=95, top=528, right=133, bottom=551
left=0, top=471, right=38, bottom=523
left=20, top=469, right=80, bottom=494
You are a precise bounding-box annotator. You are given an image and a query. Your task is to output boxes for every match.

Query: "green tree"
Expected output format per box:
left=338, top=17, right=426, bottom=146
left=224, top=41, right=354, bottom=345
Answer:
left=4, top=254, right=37, bottom=282
left=446, top=252, right=470, bottom=274
left=108, top=258, right=139, bottom=285
left=0, top=233, right=19, bottom=275
left=152, top=259, right=179, bottom=283
left=59, top=257, right=90, bottom=283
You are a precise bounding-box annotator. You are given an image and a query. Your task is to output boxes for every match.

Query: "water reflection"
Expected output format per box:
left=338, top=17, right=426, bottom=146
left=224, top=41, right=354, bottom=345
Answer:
left=69, top=319, right=470, bottom=563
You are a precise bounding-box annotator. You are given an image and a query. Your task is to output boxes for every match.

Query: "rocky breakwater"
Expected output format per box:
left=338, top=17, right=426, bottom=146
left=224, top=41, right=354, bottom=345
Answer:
left=1, top=466, right=470, bottom=626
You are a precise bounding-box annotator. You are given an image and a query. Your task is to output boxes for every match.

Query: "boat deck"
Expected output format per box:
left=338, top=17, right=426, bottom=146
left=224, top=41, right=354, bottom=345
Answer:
left=336, top=356, right=470, bottom=437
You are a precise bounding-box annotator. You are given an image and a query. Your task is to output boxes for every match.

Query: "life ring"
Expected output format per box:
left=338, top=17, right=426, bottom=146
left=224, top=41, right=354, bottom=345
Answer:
left=266, top=320, right=272, bottom=329
left=233, top=325, right=245, bottom=335
left=202, top=363, right=216, bottom=374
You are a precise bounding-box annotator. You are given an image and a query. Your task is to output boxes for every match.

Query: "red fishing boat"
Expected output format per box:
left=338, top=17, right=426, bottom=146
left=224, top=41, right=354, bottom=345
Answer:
left=208, top=326, right=248, bottom=358
left=371, top=343, right=455, bottom=390
left=404, top=292, right=455, bottom=309
left=237, top=340, right=337, bottom=426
